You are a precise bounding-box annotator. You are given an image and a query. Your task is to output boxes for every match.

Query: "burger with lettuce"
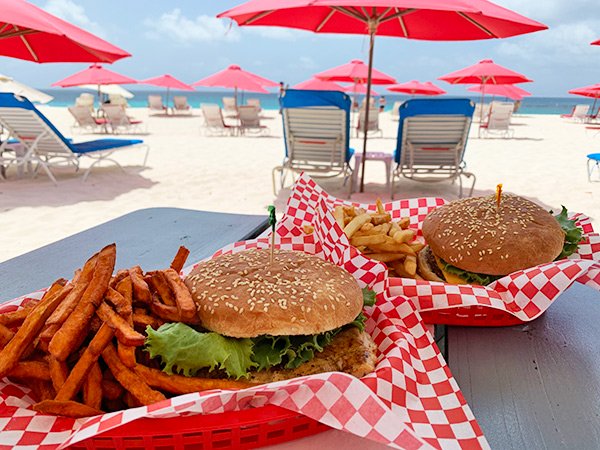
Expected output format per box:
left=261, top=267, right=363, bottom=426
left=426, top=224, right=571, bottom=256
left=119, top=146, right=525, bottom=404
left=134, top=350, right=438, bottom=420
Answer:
left=417, top=194, right=584, bottom=285
left=144, top=249, right=377, bottom=381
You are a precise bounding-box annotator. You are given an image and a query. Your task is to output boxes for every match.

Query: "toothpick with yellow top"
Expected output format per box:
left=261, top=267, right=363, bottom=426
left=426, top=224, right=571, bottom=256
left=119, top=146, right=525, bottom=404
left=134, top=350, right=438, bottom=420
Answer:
left=267, top=205, right=277, bottom=264
left=496, top=183, right=503, bottom=210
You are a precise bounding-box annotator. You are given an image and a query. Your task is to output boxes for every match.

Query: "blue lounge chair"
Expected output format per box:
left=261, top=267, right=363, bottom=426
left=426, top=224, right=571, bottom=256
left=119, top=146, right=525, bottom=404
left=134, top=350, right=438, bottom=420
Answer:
left=0, top=93, right=148, bottom=184
left=274, top=89, right=354, bottom=194
left=391, top=98, right=475, bottom=199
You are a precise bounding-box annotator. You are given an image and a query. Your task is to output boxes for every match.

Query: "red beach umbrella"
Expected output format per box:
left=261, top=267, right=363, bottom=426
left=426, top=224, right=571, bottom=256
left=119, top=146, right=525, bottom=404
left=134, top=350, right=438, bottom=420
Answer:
left=467, top=84, right=531, bottom=100
left=315, top=59, right=395, bottom=85
left=0, top=0, right=130, bottom=63
left=387, top=80, right=446, bottom=95
left=569, top=84, right=600, bottom=115
left=344, top=83, right=379, bottom=96
left=592, top=39, right=600, bottom=45
left=218, top=1, right=547, bottom=192
left=293, top=78, right=345, bottom=91
left=140, top=74, right=194, bottom=110
left=192, top=64, right=276, bottom=104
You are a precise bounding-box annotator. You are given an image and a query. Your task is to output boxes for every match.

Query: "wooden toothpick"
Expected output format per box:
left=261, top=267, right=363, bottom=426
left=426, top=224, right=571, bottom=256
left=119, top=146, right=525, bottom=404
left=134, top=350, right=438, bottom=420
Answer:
left=267, top=205, right=276, bottom=265
left=496, top=183, right=503, bottom=210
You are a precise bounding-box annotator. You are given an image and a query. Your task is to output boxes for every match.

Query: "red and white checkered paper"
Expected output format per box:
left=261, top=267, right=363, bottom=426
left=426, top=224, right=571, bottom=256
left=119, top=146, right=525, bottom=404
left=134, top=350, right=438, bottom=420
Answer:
left=0, top=187, right=488, bottom=450
left=285, top=173, right=600, bottom=326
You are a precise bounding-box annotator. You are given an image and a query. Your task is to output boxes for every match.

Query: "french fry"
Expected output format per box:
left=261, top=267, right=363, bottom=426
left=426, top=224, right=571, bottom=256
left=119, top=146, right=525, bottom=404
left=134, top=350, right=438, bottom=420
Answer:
left=410, top=242, right=425, bottom=253
left=104, top=287, right=131, bottom=316
left=48, top=356, right=69, bottom=392
left=134, top=364, right=256, bottom=395
left=115, top=277, right=136, bottom=368
left=366, top=253, right=406, bottom=263
left=398, top=217, right=411, bottom=229
left=9, top=361, right=51, bottom=381
left=55, top=323, right=114, bottom=402
left=333, top=206, right=345, bottom=229
left=0, top=283, right=72, bottom=378
left=129, top=267, right=152, bottom=304
left=376, top=198, right=385, bottom=215
left=391, top=228, right=415, bottom=244
left=33, top=399, right=103, bottom=418
left=28, top=380, right=55, bottom=402
left=146, top=271, right=176, bottom=306
left=0, top=323, right=14, bottom=348
left=369, top=213, right=392, bottom=225
left=102, top=344, right=166, bottom=406
left=404, top=255, right=417, bottom=277
left=390, top=260, right=412, bottom=278
left=83, top=362, right=103, bottom=411
left=0, top=304, right=36, bottom=327
left=96, top=302, right=145, bottom=347
left=368, top=242, right=416, bottom=255
left=360, top=222, right=375, bottom=232
left=150, top=296, right=184, bottom=323
left=170, top=246, right=190, bottom=274
left=302, top=224, right=314, bottom=234
left=342, top=205, right=357, bottom=217
left=350, top=234, right=387, bottom=247
left=162, top=269, right=196, bottom=322
left=133, top=310, right=163, bottom=330
left=110, top=269, right=129, bottom=289
left=343, top=213, right=372, bottom=238
left=101, top=377, right=124, bottom=401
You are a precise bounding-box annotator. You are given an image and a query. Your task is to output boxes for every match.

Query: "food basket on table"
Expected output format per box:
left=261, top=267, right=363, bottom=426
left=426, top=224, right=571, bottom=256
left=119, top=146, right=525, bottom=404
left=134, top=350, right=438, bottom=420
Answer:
left=284, top=173, right=600, bottom=327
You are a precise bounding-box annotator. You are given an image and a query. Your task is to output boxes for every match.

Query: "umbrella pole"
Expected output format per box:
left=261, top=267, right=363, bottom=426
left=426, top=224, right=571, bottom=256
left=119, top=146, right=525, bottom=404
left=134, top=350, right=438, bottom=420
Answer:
left=592, top=96, right=598, bottom=118
left=166, top=87, right=170, bottom=114
left=478, top=82, right=486, bottom=137
left=359, top=25, right=377, bottom=193
left=97, top=84, right=101, bottom=117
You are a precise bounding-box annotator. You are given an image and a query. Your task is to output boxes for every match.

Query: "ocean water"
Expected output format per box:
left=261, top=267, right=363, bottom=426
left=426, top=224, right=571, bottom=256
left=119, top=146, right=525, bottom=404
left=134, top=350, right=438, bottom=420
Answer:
left=40, top=88, right=596, bottom=116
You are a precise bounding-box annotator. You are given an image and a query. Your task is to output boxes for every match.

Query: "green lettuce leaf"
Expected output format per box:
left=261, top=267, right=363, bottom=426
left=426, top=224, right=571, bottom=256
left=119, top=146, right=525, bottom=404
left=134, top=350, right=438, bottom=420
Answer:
left=440, top=260, right=502, bottom=286
left=362, top=288, right=376, bottom=307
left=553, top=206, right=584, bottom=259
left=145, top=323, right=256, bottom=379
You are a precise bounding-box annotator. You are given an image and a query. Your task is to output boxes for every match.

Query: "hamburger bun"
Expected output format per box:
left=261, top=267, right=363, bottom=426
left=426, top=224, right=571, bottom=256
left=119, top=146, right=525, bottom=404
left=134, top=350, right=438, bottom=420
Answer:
left=422, top=194, right=564, bottom=276
left=184, top=249, right=364, bottom=338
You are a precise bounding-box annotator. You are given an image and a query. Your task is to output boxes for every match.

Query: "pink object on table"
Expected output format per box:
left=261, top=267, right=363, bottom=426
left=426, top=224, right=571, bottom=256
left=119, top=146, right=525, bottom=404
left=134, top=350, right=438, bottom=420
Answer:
left=467, top=84, right=531, bottom=100
left=387, top=80, right=446, bottom=96
left=52, top=64, right=137, bottom=87
left=192, top=64, right=277, bottom=93
left=0, top=0, right=130, bottom=63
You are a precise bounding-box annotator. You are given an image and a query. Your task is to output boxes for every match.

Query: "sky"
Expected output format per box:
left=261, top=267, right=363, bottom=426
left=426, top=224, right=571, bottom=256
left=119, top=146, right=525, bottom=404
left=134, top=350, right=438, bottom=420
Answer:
left=3, top=0, right=600, bottom=96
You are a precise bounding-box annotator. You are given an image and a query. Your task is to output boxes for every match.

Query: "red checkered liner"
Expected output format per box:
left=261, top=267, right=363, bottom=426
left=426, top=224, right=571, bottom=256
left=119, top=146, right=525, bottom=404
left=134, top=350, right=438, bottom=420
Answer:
left=0, top=196, right=488, bottom=450
left=285, top=173, right=600, bottom=326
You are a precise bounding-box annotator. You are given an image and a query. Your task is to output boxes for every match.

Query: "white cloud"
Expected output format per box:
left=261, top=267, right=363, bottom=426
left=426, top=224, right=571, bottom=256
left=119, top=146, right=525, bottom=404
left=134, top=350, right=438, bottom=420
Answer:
left=144, top=9, right=240, bottom=44
left=44, top=0, right=105, bottom=37
left=245, top=26, right=304, bottom=41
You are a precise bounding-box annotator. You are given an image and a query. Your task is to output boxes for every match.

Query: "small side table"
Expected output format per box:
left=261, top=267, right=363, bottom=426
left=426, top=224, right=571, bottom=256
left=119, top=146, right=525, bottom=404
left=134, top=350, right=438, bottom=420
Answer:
left=352, top=151, right=394, bottom=192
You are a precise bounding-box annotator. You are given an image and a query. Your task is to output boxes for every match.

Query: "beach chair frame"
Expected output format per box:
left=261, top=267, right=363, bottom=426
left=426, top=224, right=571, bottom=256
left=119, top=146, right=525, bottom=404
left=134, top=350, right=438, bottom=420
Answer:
left=200, top=104, right=235, bottom=136
left=0, top=93, right=148, bottom=184
left=391, top=98, right=476, bottom=199
left=101, top=105, right=146, bottom=134
left=173, top=96, right=192, bottom=115
left=237, top=105, right=270, bottom=136
left=275, top=89, right=354, bottom=195
left=480, top=102, right=514, bottom=138
left=356, top=107, right=383, bottom=138
left=68, top=105, right=108, bottom=134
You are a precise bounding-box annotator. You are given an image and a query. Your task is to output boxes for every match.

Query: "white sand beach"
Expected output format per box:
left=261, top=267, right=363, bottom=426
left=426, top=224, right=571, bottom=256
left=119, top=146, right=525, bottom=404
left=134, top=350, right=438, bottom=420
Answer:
left=1, top=106, right=599, bottom=263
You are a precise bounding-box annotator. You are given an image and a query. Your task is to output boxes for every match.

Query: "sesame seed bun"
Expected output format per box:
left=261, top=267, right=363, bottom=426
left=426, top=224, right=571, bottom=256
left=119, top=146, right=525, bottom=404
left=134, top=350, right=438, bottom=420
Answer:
left=184, top=249, right=364, bottom=338
left=422, top=194, right=565, bottom=276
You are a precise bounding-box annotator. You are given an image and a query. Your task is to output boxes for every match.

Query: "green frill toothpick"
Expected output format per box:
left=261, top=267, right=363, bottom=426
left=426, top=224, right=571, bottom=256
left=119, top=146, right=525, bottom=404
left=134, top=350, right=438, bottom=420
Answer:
left=267, top=205, right=277, bottom=264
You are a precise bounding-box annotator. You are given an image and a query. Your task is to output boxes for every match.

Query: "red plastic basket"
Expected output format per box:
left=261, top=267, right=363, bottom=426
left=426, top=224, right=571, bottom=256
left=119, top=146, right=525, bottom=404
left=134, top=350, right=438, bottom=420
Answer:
left=420, top=305, right=527, bottom=327
left=69, top=405, right=329, bottom=449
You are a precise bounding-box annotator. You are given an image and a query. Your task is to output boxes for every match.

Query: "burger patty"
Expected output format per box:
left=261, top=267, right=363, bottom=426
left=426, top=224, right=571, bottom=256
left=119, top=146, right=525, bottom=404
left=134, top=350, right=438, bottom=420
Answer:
left=247, top=327, right=377, bottom=383
left=422, top=246, right=445, bottom=279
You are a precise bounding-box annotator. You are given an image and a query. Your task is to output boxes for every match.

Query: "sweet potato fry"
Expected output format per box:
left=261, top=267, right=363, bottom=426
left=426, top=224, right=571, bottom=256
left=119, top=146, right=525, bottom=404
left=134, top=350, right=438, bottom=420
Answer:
left=96, top=302, right=145, bottom=347
left=129, top=267, right=152, bottom=304
left=0, top=323, right=14, bottom=349
left=101, top=377, right=124, bottom=401
left=133, top=311, right=163, bottom=330
left=9, top=361, right=51, bottom=381
left=104, top=287, right=130, bottom=316
left=170, top=246, right=190, bottom=273
left=48, top=356, right=69, bottom=392
left=149, top=297, right=183, bottom=322
left=134, top=364, right=256, bottom=395
left=55, top=323, right=114, bottom=402
left=146, top=271, right=176, bottom=306
left=49, top=244, right=116, bottom=361
left=102, top=344, right=166, bottom=406
left=28, top=380, right=55, bottom=402
left=110, top=269, right=129, bottom=289
left=0, top=304, right=36, bottom=328
left=0, top=284, right=72, bottom=378
left=162, top=268, right=196, bottom=322
left=33, top=400, right=103, bottom=418
left=83, top=362, right=103, bottom=411
left=115, top=278, right=136, bottom=368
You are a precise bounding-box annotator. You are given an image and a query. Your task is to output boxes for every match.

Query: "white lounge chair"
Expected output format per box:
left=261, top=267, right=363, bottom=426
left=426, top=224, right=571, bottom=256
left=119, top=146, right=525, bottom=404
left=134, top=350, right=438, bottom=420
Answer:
left=391, top=98, right=476, bottom=199
left=274, top=89, right=354, bottom=194
left=569, top=104, right=591, bottom=123
left=75, top=93, right=95, bottom=110
left=173, top=96, right=192, bottom=115
left=200, top=104, right=235, bottom=136
left=148, top=95, right=167, bottom=115
left=222, top=97, right=237, bottom=113
left=101, top=105, right=146, bottom=134
left=472, top=103, right=491, bottom=123
left=356, top=107, right=383, bottom=138
left=237, top=106, right=269, bottom=136
left=109, top=93, right=128, bottom=107
left=480, top=102, right=514, bottom=138
left=68, top=105, right=108, bottom=134
left=391, top=101, right=403, bottom=121
left=246, top=98, right=262, bottom=112
left=0, top=93, right=148, bottom=184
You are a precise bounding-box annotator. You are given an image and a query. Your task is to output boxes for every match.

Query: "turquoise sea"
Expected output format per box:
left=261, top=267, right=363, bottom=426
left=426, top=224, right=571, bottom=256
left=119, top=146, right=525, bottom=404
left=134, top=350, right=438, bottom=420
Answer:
left=40, top=88, right=597, bottom=116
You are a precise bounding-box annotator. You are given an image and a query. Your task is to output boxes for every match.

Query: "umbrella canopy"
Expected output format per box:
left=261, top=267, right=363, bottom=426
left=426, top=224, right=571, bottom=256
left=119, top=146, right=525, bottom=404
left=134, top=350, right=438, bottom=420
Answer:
left=569, top=84, right=600, bottom=98
left=52, top=64, right=137, bottom=88
left=0, top=73, right=53, bottom=103
left=315, top=59, right=395, bottom=85
left=467, top=83, right=530, bottom=100
left=293, top=78, right=345, bottom=90
left=80, top=84, right=134, bottom=99
left=219, top=1, right=547, bottom=192
left=0, top=0, right=129, bottom=63
left=192, top=64, right=276, bottom=93
left=344, top=83, right=379, bottom=96
left=387, top=80, right=446, bottom=95
left=592, top=39, right=600, bottom=45
left=439, top=59, right=531, bottom=85
left=140, top=74, right=194, bottom=91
